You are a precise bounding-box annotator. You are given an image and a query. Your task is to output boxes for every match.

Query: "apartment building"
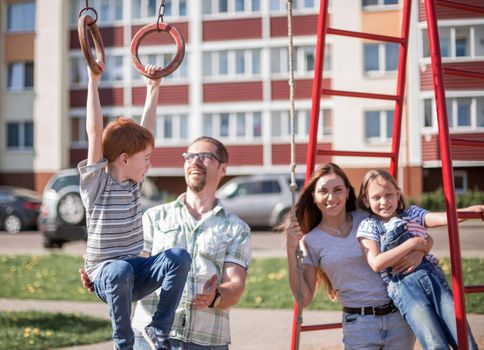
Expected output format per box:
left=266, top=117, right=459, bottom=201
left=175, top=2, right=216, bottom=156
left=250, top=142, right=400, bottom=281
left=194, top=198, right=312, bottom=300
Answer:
left=1, top=0, right=483, bottom=199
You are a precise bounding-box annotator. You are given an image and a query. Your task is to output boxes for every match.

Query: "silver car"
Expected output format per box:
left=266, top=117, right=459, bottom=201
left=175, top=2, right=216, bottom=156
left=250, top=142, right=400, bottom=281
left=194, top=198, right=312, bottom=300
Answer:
left=217, top=174, right=305, bottom=228
left=38, top=168, right=165, bottom=248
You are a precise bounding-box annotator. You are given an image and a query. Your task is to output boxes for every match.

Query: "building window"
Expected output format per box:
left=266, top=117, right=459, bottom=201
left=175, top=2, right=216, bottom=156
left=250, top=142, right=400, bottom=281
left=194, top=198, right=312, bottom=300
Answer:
left=364, top=43, right=399, bottom=75
left=202, top=0, right=260, bottom=14
left=7, top=1, right=35, bottom=32
left=6, top=122, right=34, bottom=150
left=133, top=0, right=187, bottom=19
left=364, top=110, right=394, bottom=142
left=271, top=109, right=332, bottom=139
left=7, top=62, right=34, bottom=91
left=71, top=0, right=123, bottom=25
left=270, top=0, right=319, bottom=12
left=424, top=96, right=484, bottom=130
left=131, top=53, right=188, bottom=81
left=71, top=116, right=115, bottom=146
left=271, top=45, right=331, bottom=75
left=422, top=26, right=477, bottom=59
left=454, top=171, right=467, bottom=194
left=203, top=49, right=261, bottom=78
left=71, top=55, right=125, bottom=85
left=155, top=114, right=188, bottom=142
left=362, top=0, right=399, bottom=8
left=203, top=112, right=262, bottom=140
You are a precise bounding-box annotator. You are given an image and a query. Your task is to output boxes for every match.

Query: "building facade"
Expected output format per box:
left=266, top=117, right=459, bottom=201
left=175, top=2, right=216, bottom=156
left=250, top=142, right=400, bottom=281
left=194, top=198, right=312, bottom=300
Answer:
left=1, top=0, right=483, bottom=199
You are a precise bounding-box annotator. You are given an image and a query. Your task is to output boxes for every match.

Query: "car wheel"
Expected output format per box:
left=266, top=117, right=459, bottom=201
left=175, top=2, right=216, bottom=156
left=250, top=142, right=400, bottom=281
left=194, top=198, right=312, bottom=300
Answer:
left=276, top=208, right=291, bottom=227
left=4, top=214, right=22, bottom=234
left=57, top=192, right=85, bottom=225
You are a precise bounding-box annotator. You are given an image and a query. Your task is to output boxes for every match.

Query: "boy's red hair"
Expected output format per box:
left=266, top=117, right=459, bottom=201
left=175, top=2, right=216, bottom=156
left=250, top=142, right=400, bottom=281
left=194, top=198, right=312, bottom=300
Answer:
left=102, top=117, right=154, bottom=163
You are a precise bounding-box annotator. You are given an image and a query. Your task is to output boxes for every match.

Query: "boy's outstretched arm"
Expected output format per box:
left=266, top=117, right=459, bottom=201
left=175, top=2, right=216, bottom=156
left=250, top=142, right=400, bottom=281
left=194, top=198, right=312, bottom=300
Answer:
left=86, top=64, right=104, bottom=166
left=140, top=65, right=161, bottom=134
left=425, top=205, right=484, bottom=228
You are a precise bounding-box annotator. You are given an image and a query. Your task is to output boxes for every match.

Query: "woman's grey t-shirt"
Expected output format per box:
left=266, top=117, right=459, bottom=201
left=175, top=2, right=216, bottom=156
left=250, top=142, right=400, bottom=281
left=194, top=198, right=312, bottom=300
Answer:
left=303, top=210, right=391, bottom=308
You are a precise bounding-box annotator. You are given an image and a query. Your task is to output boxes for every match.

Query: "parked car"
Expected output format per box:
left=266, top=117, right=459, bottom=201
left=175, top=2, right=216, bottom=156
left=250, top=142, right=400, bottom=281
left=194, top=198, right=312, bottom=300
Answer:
left=38, top=168, right=166, bottom=249
left=217, top=174, right=305, bottom=228
left=0, top=186, right=42, bottom=234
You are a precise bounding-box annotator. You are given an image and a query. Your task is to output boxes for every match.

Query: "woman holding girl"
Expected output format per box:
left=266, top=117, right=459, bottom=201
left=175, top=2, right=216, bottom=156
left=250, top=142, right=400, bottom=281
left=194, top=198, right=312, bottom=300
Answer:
left=356, top=169, right=481, bottom=349
left=286, top=163, right=422, bottom=349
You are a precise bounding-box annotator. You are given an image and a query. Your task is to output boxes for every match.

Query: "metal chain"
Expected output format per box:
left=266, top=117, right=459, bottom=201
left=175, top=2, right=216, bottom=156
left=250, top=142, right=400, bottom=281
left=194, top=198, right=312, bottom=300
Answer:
left=157, top=0, right=166, bottom=30
left=287, top=1, right=304, bottom=350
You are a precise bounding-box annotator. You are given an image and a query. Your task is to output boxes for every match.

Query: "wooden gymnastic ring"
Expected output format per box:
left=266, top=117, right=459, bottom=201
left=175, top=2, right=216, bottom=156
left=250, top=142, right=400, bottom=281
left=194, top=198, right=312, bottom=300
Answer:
left=78, top=14, right=105, bottom=74
left=130, top=23, right=185, bottom=79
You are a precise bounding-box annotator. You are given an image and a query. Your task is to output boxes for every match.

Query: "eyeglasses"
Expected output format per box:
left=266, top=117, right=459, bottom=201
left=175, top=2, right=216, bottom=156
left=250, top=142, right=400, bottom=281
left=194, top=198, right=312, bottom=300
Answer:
left=182, top=152, right=224, bottom=163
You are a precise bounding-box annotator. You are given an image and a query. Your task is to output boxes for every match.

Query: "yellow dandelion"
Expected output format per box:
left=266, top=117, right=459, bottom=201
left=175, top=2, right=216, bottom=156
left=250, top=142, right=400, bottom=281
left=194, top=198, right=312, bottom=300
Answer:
left=255, top=296, right=263, bottom=304
left=45, top=331, right=53, bottom=337
left=33, top=328, right=40, bottom=335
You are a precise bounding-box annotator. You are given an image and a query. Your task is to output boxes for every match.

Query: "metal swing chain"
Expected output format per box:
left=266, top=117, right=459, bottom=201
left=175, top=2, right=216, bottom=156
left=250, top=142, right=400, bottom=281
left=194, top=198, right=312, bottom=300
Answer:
left=287, top=1, right=304, bottom=350
left=157, top=0, right=167, bottom=31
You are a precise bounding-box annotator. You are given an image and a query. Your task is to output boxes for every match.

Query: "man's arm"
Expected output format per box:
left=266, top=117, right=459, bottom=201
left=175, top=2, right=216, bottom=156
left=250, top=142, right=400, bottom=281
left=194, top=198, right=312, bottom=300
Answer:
left=192, top=262, right=247, bottom=309
left=86, top=64, right=104, bottom=166
left=139, top=65, right=161, bottom=134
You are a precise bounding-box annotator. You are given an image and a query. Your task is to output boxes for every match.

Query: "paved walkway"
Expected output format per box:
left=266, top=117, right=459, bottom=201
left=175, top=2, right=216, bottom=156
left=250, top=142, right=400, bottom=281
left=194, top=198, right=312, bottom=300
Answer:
left=1, top=298, right=483, bottom=350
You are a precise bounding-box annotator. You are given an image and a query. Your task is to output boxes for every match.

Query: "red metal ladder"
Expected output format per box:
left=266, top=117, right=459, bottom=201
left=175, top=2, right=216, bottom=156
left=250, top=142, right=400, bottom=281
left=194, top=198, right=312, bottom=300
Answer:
left=423, top=0, right=484, bottom=349
left=292, top=0, right=484, bottom=349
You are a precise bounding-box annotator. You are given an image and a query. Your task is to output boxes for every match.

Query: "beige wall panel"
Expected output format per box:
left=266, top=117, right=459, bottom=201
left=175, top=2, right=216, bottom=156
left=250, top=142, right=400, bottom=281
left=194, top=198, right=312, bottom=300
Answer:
left=5, top=34, right=35, bottom=61
left=362, top=10, right=401, bottom=38
left=3, top=92, right=34, bottom=119
left=0, top=153, right=35, bottom=172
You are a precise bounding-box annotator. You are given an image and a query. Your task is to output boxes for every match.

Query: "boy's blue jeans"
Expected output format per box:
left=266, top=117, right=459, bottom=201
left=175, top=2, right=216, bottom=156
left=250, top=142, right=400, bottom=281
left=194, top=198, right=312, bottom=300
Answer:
left=134, top=336, right=229, bottom=350
left=93, top=248, right=191, bottom=350
left=382, top=222, right=478, bottom=350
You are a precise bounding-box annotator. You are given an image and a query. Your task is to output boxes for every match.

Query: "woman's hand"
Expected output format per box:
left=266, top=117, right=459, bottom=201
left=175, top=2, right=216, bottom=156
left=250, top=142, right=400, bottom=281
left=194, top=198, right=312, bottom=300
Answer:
left=286, top=220, right=303, bottom=253
left=391, top=250, right=425, bottom=274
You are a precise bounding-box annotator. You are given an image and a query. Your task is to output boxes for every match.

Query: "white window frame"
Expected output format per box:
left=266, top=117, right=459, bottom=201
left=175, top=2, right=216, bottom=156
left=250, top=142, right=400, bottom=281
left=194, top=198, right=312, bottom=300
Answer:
left=71, top=53, right=125, bottom=86
left=130, top=0, right=187, bottom=20
left=202, top=0, right=261, bottom=16
left=7, top=1, right=35, bottom=32
left=71, top=0, right=124, bottom=26
left=7, top=62, right=34, bottom=91
left=270, top=0, right=321, bottom=14
left=131, top=53, right=189, bottom=82
left=453, top=170, right=468, bottom=194
left=203, top=49, right=261, bottom=79
left=362, top=0, right=400, bottom=11
left=270, top=45, right=331, bottom=77
left=364, top=110, right=394, bottom=143
left=271, top=109, right=332, bottom=141
left=363, top=43, right=399, bottom=76
left=6, top=121, right=34, bottom=151
left=202, top=112, right=262, bottom=142
left=155, top=114, right=189, bottom=144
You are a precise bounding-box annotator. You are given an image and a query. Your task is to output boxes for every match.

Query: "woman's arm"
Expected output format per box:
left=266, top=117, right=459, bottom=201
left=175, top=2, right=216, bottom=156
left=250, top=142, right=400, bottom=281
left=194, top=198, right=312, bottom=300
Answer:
left=286, top=220, right=318, bottom=308
left=359, top=236, right=430, bottom=272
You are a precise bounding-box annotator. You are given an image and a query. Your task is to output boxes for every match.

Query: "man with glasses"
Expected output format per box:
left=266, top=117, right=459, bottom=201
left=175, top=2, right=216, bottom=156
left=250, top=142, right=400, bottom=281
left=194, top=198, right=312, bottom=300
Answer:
left=132, top=136, right=252, bottom=350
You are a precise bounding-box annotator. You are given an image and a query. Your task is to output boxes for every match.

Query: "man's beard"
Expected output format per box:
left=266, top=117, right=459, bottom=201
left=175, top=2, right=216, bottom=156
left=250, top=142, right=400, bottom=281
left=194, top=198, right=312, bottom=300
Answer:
left=188, top=177, right=206, bottom=193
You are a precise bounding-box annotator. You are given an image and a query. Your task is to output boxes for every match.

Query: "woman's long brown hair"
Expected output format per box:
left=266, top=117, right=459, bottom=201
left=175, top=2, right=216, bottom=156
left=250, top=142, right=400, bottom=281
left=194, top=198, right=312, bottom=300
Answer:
left=295, top=163, right=356, bottom=299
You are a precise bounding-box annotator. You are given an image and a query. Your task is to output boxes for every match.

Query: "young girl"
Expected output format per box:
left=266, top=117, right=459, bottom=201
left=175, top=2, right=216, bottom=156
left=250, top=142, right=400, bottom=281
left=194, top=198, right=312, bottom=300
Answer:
left=356, top=169, right=482, bottom=350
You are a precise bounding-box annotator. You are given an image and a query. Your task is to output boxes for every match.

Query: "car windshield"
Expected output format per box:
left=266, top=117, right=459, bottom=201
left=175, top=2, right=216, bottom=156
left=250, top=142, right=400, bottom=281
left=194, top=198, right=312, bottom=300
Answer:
left=50, top=175, right=80, bottom=192
left=286, top=178, right=305, bottom=192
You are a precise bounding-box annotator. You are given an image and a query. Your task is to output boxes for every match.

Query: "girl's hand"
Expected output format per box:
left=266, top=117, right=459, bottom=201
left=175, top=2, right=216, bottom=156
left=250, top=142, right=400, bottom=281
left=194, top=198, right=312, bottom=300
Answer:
left=392, top=250, right=424, bottom=274
left=286, top=220, right=303, bottom=253
left=463, top=205, right=484, bottom=218
left=143, top=64, right=162, bottom=88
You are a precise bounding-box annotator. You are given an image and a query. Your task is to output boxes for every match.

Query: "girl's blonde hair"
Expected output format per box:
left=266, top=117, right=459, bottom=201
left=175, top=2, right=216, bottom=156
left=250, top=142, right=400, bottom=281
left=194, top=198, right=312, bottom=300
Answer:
left=357, top=169, right=407, bottom=214
left=295, top=163, right=356, bottom=300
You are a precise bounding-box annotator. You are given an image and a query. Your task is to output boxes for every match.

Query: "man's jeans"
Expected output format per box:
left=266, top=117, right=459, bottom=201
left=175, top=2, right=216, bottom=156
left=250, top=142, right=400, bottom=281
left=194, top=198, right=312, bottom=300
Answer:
left=93, top=248, right=191, bottom=350
left=382, top=222, right=478, bottom=349
left=134, top=336, right=229, bottom=350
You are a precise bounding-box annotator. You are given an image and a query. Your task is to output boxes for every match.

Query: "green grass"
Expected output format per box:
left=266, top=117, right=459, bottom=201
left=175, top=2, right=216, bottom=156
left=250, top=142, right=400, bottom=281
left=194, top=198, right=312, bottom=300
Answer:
left=237, top=257, right=484, bottom=313
left=0, top=255, right=483, bottom=313
left=0, top=311, right=111, bottom=350
left=0, top=254, right=97, bottom=301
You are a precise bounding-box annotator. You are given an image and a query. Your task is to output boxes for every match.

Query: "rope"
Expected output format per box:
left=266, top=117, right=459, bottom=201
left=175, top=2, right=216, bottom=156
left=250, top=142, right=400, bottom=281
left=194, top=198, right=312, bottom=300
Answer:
left=287, top=1, right=304, bottom=350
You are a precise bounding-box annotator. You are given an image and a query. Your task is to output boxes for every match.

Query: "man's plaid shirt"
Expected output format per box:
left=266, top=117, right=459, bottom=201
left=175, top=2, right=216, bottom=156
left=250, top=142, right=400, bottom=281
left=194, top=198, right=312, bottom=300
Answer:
left=131, top=194, right=252, bottom=346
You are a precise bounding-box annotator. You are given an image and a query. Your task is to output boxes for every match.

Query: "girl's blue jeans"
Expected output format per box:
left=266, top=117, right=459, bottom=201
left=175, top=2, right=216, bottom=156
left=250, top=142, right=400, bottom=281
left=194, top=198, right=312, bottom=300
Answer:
left=93, top=248, right=191, bottom=350
left=382, top=223, right=478, bottom=350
